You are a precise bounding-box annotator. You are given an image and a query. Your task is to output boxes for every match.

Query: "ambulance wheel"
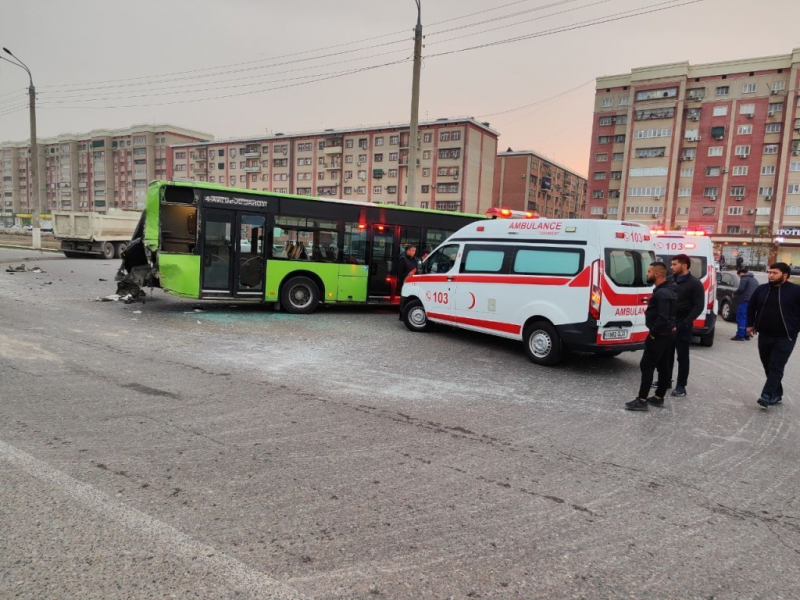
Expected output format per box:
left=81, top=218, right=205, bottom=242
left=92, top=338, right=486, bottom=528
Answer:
left=699, top=328, right=715, bottom=347
left=280, top=276, right=319, bottom=314
left=402, top=300, right=431, bottom=332
left=523, top=321, right=562, bottom=365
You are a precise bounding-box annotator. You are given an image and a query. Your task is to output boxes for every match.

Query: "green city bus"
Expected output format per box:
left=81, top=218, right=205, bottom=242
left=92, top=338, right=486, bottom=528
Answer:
left=117, top=180, right=486, bottom=313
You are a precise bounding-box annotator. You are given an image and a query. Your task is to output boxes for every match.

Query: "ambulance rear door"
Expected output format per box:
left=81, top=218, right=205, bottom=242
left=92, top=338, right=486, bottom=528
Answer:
left=598, top=240, right=654, bottom=348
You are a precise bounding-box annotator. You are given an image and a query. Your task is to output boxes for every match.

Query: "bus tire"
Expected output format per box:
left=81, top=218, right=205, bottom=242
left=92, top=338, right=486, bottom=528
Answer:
left=699, top=328, right=715, bottom=347
left=101, top=241, right=116, bottom=260
left=402, top=299, right=431, bottom=332
left=115, top=241, right=128, bottom=258
left=280, top=276, right=320, bottom=314
left=523, top=321, right=562, bottom=366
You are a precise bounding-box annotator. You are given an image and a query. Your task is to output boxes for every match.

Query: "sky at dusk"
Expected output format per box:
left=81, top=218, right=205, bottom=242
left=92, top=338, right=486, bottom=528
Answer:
left=1, top=0, right=799, bottom=176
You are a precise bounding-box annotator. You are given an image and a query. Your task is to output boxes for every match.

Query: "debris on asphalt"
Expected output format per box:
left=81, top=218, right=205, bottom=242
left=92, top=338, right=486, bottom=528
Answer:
left=5, top=263, right=45, bottom=273
left=96, top=294, right=121, bottom=302
left=98, top=278, right=107, bottom=281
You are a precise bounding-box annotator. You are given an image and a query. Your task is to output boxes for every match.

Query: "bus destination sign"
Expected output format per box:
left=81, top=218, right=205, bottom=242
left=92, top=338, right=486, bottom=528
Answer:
left=204, top=194, right=269, bottom=209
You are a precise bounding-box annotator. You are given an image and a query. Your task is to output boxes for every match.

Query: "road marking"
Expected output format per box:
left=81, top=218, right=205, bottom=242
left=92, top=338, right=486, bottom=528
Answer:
left=0, top=438, right=310, bottom=600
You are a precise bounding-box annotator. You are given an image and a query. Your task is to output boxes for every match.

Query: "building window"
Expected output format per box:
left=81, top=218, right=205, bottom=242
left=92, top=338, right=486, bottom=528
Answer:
left=601, top=98, right=613, bottom=107
left=389, top=152, right=398, bottom=161
left=791, top=162, right=800, bottom=172
left=680, top=168, right=694, bottom=177
left=595, top=153, right=608, bottom=162
left=788, top=185, right=800, bottom=195
left=387, top=186, right=397, bottom=194
left=678, top=188, right=691, bottom=197
left=629, top=167, right=667, bottom=177
left=730, top=186, right=745, bottom=196
left=768, top=102, right=783, bottom=113
left=706, top=167, right=721, bottom=177
left=592, top=190, right=605, bottom=198
left=732, top=166, right=748, bottom=176
left=618, top=97, right=630, bottom=106
left=590, top=206, right=604, bottom=214
left=421, top=185, right=430, bottom=193
left=740, top=103, right=756, bottom=116
left=708, top=146, right=723, bottom=157
left=612, top=152, right=624, bottom=161
left=738, top=124, right=752, bottom=135
left=703, top=187, right=719, bottom=197
left=374, top=153, right=383, bottom=162
left=712, top=106, right=728, bottom=117
left=759, top=186, right=774, bottom=197
left=676, top=207, right=689, bottom=215
left=772, top=81, right=787, bottom=92
left=422, top=168, right=430, bottom=177
left=742, top=83, right=757, bottom=94
left=423, top=133, right=432, bottom=143
left=343, top=186, right=352, bottom=195
left=389, top=135, right=399, bottom=145
left=614, top=134, right=626, bottom=143
left=734, top=145, right=750, bottom=157
left=626, top=187, right=666, bottom=197
left=345, top=139, right=354, bottom=148
left=598, top=136, right=611, bottom=144
left=634, top=128, right=671, bottom=139
left=607, top=206, right=619, bottom=214
left=373, top=186, right=382, bottom=194
left=388, top=168, right=398, bottom=178
left=599, top=117, right=614, bottom=126
left=635, top=87, right=677, bottom=101
left=764, top=145, right=779, bottom=155
left=726, top=226, right=741, bottom=234
left=635, top=147, right=665, bottom=158
left=766, top=123, right=782, bottom=134
left=716, top=86, right=730, bottom=96
left=756, top=207, right=770, bottom=215
left=593, top=172, right=606, bottom=180
left=452, top=131, right=461, bottom=141
left=728, top=206, right=743, bottom=215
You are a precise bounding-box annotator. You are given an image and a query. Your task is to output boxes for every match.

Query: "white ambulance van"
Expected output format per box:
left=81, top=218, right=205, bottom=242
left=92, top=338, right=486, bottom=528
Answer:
left=650, top=229, right=717, bottom=347
left=400, top=216, right=658, bottom=365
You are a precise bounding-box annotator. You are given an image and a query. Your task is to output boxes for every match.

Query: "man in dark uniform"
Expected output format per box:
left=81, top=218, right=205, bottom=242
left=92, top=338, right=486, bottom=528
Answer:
left=626, top=262, right=677, bottom=411
left=667, top=254, right=705, bottom=397
left=746, top=262, right=800, bottom=409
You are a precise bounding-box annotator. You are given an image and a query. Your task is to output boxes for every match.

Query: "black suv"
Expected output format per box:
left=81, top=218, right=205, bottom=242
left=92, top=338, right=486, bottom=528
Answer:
left=716, top=271, right=740, bottom=322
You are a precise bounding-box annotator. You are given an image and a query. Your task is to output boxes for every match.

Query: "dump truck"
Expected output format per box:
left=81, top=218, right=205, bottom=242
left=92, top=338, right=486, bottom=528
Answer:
left=53, top=209, right=141, bottom=259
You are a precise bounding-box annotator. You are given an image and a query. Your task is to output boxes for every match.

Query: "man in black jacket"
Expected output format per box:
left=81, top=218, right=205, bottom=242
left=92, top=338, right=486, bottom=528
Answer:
left=746, top=262, right=800, bottom=409
left=396, top=245, right=418, bottom=294
left=665, top=254, right=705, bottom=397
left=626, top=262, right=677, bottom=411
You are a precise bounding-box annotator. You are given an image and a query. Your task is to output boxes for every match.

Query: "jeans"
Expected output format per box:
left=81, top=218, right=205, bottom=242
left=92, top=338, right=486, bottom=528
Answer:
left=670, top=321, right=693, bottom=388
left=639, top=334, right=675, bottom=399
left=757, top=334, right=796, bottom=401
left=735, top=301, right=749, bottom=339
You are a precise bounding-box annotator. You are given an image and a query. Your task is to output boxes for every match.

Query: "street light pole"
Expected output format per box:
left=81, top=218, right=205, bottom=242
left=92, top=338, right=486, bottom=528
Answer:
left=406, top=0, right=422, bottom=208
left=3, top=47, right=40, bottom=249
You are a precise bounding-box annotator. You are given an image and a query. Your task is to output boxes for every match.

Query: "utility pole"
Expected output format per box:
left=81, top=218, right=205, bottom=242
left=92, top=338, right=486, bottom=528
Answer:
left=3, top=48, right=40, bottom=249
left=406, top=0, right=422, bottom=208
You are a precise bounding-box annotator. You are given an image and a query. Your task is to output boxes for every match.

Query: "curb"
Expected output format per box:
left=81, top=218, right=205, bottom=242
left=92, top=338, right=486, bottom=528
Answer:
left=0, top=243, right=63, bottom=253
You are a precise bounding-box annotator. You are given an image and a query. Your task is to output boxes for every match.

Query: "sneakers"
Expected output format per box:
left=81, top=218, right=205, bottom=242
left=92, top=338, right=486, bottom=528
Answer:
left=625, top=398, right=649, bottom=411
left=757, top=396, right=770, bottom=410
left=647, top=395, right=665, bottom=407
left=731, top=336, right=747, bottom=341
left=671, top=386, right=687, bottom=397
left=772, top=395, right=783, bottom=405
left=651, top=380, right=673, bottom=389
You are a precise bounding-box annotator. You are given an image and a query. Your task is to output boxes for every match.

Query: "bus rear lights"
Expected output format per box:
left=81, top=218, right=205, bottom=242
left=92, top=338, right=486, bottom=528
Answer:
left=357, top=224, right=366, bottom=230
left=377, top=225, right=385, bottom=232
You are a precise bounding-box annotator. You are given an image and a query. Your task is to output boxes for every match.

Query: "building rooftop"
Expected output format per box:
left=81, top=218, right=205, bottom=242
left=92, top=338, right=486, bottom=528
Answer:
left=497, top=150, right=587, bottom=180
left=1, top=123, right=213, bottom=148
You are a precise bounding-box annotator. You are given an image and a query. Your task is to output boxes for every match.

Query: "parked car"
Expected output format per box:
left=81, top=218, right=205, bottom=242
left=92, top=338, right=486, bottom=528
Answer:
left=791, top=265, right=800, bottom=276
left=716, top=271, right=741, bottom=322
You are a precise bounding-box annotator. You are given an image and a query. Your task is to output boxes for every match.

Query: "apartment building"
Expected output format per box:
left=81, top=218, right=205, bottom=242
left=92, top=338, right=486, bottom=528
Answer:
left=1, top=124, right=211, bottom=226
left=170, top=118, right=498, bottom=214
left=587, top=47, right=800, bottom=264
left=493, top=150, right=587, bottom=218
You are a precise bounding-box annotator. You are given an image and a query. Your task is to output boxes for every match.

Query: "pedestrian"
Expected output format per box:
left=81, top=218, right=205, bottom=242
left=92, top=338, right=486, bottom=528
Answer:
left=736, top=255, right=744, bottom=271
left=396, top=245, right=418, bottom=293
left=625, top=262, right=677, bottom=411
left=746, top=262, right=800, bottom=409
left=731, top=268, right=759, bottom=341
left=660, top=254, right=706, bottom=397
left=719, top=254, right=726, bottom=270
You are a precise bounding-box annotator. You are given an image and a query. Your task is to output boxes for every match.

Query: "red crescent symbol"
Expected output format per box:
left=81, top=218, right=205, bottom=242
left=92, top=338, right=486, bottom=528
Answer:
left=467, top=292, right=476, bottom=309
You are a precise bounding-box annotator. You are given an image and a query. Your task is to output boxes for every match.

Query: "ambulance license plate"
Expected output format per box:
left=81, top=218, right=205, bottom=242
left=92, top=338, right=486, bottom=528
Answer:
left=603, top=329, right=628, bottom=340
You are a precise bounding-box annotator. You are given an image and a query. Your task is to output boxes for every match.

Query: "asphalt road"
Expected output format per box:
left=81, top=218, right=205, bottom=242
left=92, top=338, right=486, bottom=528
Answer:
left=1, top=248, right=799, bottom=599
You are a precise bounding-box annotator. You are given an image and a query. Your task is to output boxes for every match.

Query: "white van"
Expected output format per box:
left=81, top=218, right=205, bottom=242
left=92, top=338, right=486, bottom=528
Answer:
left=400, top=217, right=658, bottom=365
left=650, top=230, right=717, bottom=346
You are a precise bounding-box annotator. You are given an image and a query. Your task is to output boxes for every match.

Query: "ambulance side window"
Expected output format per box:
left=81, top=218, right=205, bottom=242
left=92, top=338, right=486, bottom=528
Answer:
left=425, top=244, right=459, bottom=274
left=606, top=249, right=638, bottom=287
left=461, top=245, right=509, bottom=274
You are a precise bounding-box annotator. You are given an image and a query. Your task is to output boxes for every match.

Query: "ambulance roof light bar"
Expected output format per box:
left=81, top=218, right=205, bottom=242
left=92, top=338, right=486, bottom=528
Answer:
left=485, top=207, right=539, bottom=219
left=650, top=229, right=706, bottom=236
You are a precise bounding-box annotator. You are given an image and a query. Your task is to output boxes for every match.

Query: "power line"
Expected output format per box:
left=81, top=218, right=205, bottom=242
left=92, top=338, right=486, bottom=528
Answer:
left=34, top=0, right=703, bottom=111
left=38, top=0, right=552, bottom=92
left=476, top=79, right=595, bottom=118
left=0, top=104, right=27, bottom=118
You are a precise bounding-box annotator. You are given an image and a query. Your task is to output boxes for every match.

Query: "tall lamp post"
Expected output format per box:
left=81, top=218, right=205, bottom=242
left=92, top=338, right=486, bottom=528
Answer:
left=406, top=0, right=422, bottom=208
left=2, top=47, right=40, bottom=249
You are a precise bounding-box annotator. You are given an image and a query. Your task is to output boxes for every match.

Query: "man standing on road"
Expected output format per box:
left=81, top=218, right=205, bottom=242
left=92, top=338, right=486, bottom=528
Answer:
left=731, top=268, right=759, bottom=341
left=665, top=254, right=705, bottom=398
left=626, top=262, right=677, bottom=412
left=396, top=245, right=418, bottom=294
left=746, top=263, right=800, bottom=409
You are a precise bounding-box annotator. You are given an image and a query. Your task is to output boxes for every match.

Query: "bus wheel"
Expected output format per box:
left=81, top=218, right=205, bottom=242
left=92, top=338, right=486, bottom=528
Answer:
left=523, top=321, right=562, bottom=365
left=116, top=242, right=128, bottom=258
left=101, top=242, right=116, bottom=260
left=402, top=300, right=431, bottom=332
left=281, top=276, right=320, bottom=314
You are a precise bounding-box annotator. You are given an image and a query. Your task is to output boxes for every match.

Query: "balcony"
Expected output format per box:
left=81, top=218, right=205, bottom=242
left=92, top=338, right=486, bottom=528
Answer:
left=193, top=166, right=208, bottom=175
left=323, top=146, right=343, bottom=155
left=324, top=162, right=342, bottom=170
left=244, top=165, right=261, bottom=173
left=244, top=151, right=261, bottom=158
